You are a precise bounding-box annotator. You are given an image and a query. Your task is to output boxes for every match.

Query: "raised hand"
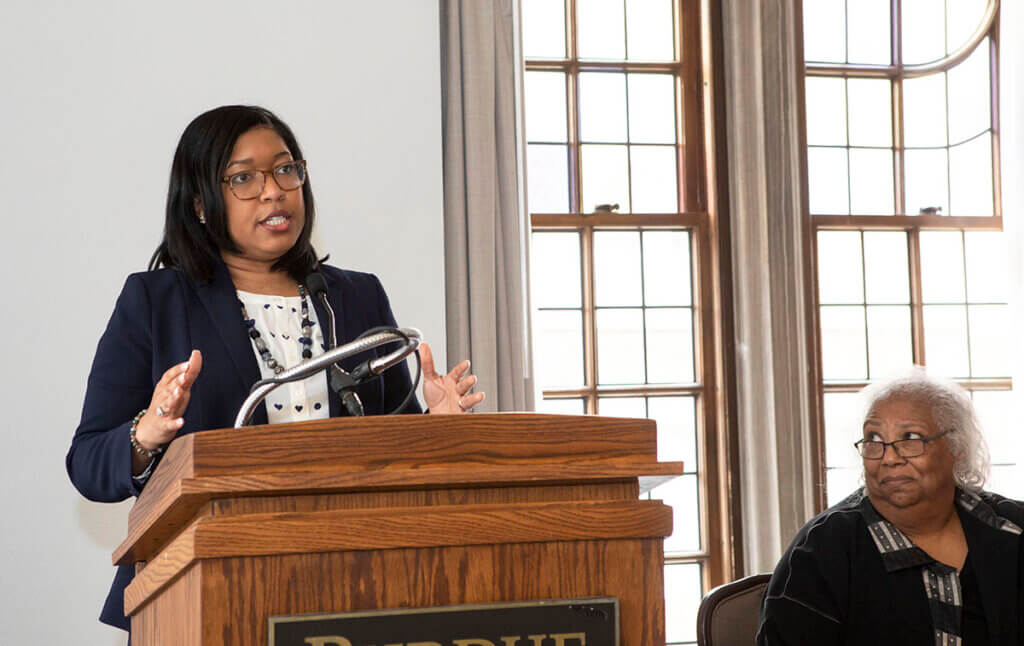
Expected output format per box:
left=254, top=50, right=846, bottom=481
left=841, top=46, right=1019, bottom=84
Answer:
left=419, top=342, right=485, bottom=414
left=135, top=350, right=203, bottom=451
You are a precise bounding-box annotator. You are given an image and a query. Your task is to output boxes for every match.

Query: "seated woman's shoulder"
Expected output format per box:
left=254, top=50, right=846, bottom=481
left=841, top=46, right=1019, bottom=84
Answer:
left=977, top=488, right=1024, bottom=528
left=759, top=489, right=868, bottom=638
left=791, top=487, right=868, bottom=548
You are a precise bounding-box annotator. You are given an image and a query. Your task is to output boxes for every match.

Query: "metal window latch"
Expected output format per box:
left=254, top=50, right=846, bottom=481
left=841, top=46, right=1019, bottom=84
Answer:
left=593, top=203, right=620, bottom=214
left=918, top=206, right=942, bottom=215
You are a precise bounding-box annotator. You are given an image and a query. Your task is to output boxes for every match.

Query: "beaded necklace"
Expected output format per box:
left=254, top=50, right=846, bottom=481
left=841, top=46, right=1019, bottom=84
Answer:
left=238, top=284, right=314, bottom=375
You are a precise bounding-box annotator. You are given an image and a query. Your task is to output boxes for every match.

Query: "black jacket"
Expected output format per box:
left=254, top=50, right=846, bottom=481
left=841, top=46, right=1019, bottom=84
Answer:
left=66, top=261, right=421, bottom=630
left=757, top=488, right=1024, bottom=645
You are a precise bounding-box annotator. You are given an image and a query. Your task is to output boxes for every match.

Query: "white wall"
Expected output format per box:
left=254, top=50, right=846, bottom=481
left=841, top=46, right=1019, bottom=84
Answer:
left=0, top=2, right=445, bottom=643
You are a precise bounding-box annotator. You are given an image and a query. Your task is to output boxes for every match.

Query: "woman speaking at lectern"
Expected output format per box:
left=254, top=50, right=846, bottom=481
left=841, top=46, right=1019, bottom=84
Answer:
left=66, top=105, right=484, bottom=636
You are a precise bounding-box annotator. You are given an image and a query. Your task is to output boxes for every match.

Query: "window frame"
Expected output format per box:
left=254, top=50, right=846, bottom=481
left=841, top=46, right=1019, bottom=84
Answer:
left=801, top=0, right=1005, bottom=510
left=524, top=0, right=738, bottom=594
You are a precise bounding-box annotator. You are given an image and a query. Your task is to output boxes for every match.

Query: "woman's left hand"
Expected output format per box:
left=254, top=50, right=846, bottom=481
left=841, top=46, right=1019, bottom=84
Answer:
left=420, top=342, right=485, bottom=414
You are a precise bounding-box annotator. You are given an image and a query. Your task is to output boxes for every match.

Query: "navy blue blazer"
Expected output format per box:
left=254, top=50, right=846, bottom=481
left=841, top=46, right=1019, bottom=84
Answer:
left=66, top=261, right=421, bottom=630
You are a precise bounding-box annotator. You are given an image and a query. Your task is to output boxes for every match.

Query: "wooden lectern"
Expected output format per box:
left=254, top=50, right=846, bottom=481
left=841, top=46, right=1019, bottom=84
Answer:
left=114, top=413, right=683, bottom=645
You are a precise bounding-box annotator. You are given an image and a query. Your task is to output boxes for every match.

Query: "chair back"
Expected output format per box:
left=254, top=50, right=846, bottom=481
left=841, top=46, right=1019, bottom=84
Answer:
left=695, top=573, right=771, bottom=646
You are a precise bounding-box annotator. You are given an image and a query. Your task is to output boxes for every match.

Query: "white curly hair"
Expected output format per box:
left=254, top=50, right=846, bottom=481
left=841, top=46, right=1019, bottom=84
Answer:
left=856, top=367, right=990, bottom=492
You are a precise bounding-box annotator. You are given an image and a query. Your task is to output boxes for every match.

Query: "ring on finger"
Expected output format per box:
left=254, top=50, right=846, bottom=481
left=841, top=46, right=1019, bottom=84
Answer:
left=457, top=399, right=467, bottom=412
left=155, top=406, right=167, bottom=417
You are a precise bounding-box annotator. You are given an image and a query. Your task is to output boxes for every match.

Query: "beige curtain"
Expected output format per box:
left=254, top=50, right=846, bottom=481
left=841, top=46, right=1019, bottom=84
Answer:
left=720, top=0, right=819, bottom=574
left=440, top=0, right=533, bottom=412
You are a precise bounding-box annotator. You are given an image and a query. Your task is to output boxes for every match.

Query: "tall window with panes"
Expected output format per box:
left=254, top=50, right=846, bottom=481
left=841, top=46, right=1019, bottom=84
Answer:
left=522, top=1, right=724, bottom=644
left=802, top=0, right=1019, bottom=506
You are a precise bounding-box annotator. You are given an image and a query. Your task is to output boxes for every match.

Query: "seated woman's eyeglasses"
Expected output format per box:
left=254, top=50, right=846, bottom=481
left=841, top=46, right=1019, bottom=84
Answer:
left=854, top=429, right=951, bottom=459
left=222, top=160, right=307, bottom=200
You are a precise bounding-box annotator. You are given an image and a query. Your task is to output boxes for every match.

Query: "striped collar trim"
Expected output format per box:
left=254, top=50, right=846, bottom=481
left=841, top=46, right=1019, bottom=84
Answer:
left=857, top=488, right=1020, bottom=572
left=955, top=489, right=1023, bottom=535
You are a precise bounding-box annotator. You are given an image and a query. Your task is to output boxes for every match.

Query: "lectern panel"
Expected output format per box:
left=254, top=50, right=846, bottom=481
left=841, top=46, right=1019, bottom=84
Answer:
left=120, top=415, right=680, bottom=646
left=188, top=539, right=664, bottom=646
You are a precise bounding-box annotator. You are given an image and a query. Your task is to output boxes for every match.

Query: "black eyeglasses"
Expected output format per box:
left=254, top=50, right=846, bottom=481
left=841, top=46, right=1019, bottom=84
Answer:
left=222, top=160, right=307, bottom=200
left=854, top=429, right=951, bottom=460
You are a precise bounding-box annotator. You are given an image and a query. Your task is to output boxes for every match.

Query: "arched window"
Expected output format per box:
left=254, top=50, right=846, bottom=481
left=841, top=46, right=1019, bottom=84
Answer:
left=802, top=0, right=1017, bottom=505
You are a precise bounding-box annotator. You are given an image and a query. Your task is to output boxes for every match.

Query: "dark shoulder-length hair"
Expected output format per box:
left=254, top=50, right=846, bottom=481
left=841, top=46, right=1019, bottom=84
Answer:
left=149, top=105, right=319, bottom=283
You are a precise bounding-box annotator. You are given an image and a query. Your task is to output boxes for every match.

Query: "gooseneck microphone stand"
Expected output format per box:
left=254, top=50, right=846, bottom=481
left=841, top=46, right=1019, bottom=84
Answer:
left=233, top=327, right=421, bottom=428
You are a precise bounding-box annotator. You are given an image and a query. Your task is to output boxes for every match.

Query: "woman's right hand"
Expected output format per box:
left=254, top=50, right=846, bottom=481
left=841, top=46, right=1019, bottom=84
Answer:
left=135, top=350, right=203, bottom=451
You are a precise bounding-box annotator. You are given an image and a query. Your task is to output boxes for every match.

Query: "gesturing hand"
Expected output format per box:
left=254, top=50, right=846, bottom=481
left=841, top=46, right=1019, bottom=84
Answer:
left=419, top=342, right=485, bottom=414
left=135, top=350, right=203, bottom=450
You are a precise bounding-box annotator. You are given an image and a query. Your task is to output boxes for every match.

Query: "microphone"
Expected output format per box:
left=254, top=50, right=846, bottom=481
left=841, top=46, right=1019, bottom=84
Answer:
left=305, top=270, right=364, bottom=417
left=305, top=271, right=333, bottom=346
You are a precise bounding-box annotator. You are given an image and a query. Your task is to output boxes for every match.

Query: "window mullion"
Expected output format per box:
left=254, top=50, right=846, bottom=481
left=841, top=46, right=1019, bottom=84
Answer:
left=860, top=233, right=872, bottom=378
left=893, top=0, right=906, bottom=216
left=892, top=0, right=902, bottom=67
left=990, top=32, right=1002, bottom=217
left=960, top=231, right=975, bottom=378
left=566, top=0, right=577, bottom=60
left=566, top=0, right=581, bottom=215
left=893, top=78, right=906, bottom=215
left=567, top=67, right=582, bottom=215
left=681, top=0, right=704, bottom=212
left=907, top=228, right=926, bottom=365
left=580, top=225, right=598, bottom=413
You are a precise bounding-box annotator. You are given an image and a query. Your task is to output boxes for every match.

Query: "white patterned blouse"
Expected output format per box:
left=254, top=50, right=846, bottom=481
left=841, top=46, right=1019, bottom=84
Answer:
left=236, top=289, right=331, bottom=424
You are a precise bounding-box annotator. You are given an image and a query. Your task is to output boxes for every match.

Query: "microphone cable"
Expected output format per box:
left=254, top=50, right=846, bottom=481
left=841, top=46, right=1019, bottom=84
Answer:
left=351, top=326, right=421, bottom=416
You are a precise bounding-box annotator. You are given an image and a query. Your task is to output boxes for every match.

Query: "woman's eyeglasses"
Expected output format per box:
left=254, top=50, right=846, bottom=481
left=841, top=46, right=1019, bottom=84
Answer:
left=222, top=160, right=307, bottom=200
left=854, top=429, right=951, bottom=459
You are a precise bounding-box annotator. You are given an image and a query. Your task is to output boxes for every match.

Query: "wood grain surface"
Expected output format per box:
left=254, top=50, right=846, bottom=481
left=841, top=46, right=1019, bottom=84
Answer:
left=130, top=562, right=201, bottom=645
left=209, top=481, right=641, bottom=516
left=132, top=539, right=665, bottom=646
left=115, top=463, right=682, bottom=565
left=125, top=499, right=672, bottom=615
left=116, top=414, right=679, bottom=566
left=175, top=414, right=655, bottom=474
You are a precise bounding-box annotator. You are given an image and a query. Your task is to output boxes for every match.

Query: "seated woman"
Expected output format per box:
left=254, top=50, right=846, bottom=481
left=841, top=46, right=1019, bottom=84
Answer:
left=757, top=370, right=1023, bottom=644
left=66, top=105, right=485, bottom=637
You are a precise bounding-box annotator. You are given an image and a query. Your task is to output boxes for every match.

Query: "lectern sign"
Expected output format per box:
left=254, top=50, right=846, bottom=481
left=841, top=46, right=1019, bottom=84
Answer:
left=268, top=598, right=619, bottom=646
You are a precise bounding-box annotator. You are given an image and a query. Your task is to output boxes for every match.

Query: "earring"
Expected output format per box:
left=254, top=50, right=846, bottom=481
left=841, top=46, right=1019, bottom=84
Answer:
left=194, top=197, right=206, bottom=224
